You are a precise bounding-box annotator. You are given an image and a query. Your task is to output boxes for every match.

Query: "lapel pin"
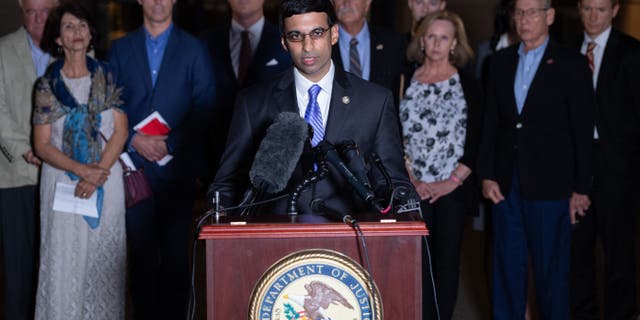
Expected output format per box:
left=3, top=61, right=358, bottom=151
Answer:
left=546, top=58, right=554, bottom=64
left=342, top=96, right=350, bottom=104
left=376, top=44, right=384, bottom=50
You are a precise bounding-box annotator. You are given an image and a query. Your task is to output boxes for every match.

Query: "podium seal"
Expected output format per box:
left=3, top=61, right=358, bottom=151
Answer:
left=248, top=249, right=382, bottom=320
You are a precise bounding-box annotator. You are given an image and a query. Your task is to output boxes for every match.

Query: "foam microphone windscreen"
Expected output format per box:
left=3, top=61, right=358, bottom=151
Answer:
left=249, top=112, right=309, bottom=194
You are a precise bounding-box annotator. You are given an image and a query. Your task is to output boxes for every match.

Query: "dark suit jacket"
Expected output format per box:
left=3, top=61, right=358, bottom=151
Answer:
left=201, top=21, right=292, bottom=173
left=108, top=26, right=215, bottom=183
left=576, top=29, right=640, bottom=176
left=478, top=38, right=595, bottom=200
left=211, top=65, right=412, bottom=214
left=332, top=25, right=407, bottom=106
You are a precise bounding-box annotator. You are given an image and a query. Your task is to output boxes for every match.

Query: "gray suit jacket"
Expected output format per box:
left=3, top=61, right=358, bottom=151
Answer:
left=0, top=27, right=39, bottom=188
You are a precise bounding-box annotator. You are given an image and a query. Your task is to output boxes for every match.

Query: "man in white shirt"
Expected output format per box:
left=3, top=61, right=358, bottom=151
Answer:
left=202, top=0, right=291, bottom=177
left=211, top=0, right=414, bottom=216
left=570, top=0, right=640, bottom=318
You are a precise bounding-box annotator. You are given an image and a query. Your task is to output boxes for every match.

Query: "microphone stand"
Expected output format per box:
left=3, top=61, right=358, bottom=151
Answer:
left=287, top=161, right=329, bottom=215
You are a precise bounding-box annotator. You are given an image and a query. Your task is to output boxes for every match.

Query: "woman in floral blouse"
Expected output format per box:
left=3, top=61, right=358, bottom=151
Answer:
left=400, top=10, right=483, bottom=320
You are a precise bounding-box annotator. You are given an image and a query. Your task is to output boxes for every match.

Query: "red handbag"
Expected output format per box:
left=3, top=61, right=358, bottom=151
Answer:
left=99, top=132, right=152, bottom=207
left=121, top=163, right=153, bottom=208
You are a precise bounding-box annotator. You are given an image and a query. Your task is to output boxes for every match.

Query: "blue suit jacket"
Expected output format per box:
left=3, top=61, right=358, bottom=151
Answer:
left=108, top=26, right=215, bottom=182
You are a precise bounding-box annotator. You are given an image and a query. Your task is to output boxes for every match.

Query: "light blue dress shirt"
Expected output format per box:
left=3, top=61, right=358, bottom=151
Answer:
left=514, top=36, right=549, bottom=114
left=338, top=22, right=370, bottom=80
left=27, top=35, right=50, bottom=77
left=144, top=24, right=173, bottom=87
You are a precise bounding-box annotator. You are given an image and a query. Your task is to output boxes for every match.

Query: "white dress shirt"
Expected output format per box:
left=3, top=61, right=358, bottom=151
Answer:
left=581, top=26, right=611, bottom=139
left=581, top=26, right=611, bottom=89
left=294, top=61, right=335, bottom=128
left=230, top=17, right=264, bottom=77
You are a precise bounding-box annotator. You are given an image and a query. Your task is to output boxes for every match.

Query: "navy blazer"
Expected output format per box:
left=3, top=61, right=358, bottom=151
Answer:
left=332, top=25, right=407, bottom=107
left=478, top=38, right=595, bottom=200
left=210, top=65, right=413, bottom=214
left=108, top=26, right=215, bottom=182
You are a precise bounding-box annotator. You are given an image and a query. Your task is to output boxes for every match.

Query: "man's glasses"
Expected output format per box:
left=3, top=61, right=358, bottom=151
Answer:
left=284, top=27, right=331, bottom=42
left=513, top=7, right=549, bottom=20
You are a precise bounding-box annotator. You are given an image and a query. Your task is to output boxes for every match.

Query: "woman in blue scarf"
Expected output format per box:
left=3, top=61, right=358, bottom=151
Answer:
left=31, top=3, right=127, bottom=319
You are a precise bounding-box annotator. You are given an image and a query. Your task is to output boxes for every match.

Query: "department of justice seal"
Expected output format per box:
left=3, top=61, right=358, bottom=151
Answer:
left=248, top=249, right=382, bottom=320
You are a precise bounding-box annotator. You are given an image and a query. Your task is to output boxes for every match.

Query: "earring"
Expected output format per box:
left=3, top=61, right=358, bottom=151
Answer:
left=420, top=46, right=425, bottom=53
left=450, top=48, right=455, bottom=55
left=57, top=46, right=63, bottom=55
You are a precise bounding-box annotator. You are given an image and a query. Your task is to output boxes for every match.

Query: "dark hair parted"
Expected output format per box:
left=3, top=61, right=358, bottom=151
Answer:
left=278, top=0, right=337, bottom=34
left=407, top=10, right=474, bottom=68
left=40, top=2, right=98, bottom=58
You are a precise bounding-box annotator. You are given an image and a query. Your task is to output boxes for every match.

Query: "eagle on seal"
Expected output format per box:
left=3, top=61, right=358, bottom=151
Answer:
left=302, top=281, right=354, bottom=319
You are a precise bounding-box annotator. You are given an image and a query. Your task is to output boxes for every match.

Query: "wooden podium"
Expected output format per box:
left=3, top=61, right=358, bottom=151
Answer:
left=199, top=212, right=428, bottom=319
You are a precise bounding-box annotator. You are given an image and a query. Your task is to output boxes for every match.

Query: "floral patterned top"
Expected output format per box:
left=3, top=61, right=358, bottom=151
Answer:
left=400, top=73, right=467, bottom=183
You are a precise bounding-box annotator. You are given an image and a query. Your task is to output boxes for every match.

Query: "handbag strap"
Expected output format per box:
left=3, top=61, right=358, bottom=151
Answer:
left=98, top=131, right=132, bottom=172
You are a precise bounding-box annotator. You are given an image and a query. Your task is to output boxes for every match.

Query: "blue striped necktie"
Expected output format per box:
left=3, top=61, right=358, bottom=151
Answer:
left=304, top=84, right=324, bottom=146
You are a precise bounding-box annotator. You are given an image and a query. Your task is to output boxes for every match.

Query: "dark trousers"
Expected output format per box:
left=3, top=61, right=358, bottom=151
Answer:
left=570, top=143, right=636, bottom=320
left=422, top=188, right=467, bottom=320
left=126, top=179, right=195, bottom=320
left=0, top=185, right=38, bottom=320
left=492, top=174, right=571, bottom=320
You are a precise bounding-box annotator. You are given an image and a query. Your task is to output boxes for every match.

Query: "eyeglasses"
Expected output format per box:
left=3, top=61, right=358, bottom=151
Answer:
left=513, top=7, right=549, bottom=20
left=284, top=27, right=331, bottom=42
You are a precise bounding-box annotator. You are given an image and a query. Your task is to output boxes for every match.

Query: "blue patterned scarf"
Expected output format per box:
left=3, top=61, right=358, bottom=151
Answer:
left=47, top=58, right=104, bottom=229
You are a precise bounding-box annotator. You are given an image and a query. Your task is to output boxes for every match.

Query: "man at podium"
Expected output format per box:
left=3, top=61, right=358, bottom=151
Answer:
left=210, top=0, right=414, bottom=216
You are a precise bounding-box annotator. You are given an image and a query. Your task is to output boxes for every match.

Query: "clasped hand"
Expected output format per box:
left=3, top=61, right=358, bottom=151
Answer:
left=131, top=133, right=168, bottom=162
left=413, top=179, right=458, bottom=203
left=74, top=163, right=109, bottom=199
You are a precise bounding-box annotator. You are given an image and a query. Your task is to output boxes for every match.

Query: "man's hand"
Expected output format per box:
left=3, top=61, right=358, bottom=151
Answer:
left=570, top=192, right=590, bottom=224
left=22, top=150, right=41, bottom=166
left=131, top=133, right=168, bottom=162
left=482, top=179, right=505, bottom=204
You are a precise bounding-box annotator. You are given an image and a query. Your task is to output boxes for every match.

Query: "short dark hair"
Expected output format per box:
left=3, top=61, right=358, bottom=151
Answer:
left=278, top=0, right=337, bottom=34
left=41, top=2, right=98, bottom=58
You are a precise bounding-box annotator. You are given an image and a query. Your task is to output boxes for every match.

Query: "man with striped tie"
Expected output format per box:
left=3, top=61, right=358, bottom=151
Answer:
left=331, top=0, right=407, bottom=106
left=210, top=0, right=413, bottom=215
left=570, top=0, right=640, bottom=318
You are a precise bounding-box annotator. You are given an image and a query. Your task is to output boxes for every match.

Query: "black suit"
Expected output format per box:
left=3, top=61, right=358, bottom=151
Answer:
left=570, top=29, right=640, bottom=320
left=478, top=39, right=594, bottom=199
left=478, top=38, right=595, bottom=318
left=202, top=21, right=292, bottom=176
left=332, top=25, right=407, bottom=106
left=210, top=65, right=412, bottom=215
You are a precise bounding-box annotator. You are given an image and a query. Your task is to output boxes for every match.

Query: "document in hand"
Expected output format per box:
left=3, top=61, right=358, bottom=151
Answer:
left=133, top=111, right=173, bottom=166
left=133, top=111, right=171, bottom=135
left=52, top=182, right=98, bottom=218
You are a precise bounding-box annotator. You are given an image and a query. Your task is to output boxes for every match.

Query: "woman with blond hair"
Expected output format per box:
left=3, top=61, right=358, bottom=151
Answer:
left=401, top=10, right=483, bottom=319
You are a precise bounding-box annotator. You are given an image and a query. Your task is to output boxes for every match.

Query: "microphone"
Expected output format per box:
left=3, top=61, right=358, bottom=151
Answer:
left=239, top=112, right=309, bottom=215
left=316, top=140, right=384, bottom=213
left=311, top=199, right=357, bottom=227
left=336, top=140, right=371, bottom=189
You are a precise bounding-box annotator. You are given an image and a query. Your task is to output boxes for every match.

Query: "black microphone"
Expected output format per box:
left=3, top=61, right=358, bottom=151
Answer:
left=316, top=140, right=384, bottom=213
left=237, top=112, right=309, bottom=215
left=336, top=140, right=371, bottom=189
left=311, top=199, right=357, bottom=227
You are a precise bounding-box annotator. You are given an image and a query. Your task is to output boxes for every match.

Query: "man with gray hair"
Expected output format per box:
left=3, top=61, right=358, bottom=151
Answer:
left=478, top=0, right=594, bottom=317
left=0, top=0, right=57, bottom=319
